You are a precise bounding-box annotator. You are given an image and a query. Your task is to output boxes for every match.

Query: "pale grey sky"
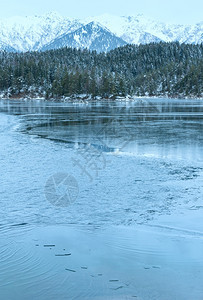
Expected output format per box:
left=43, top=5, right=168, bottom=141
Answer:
left=0, top=0, right=202, bottom=24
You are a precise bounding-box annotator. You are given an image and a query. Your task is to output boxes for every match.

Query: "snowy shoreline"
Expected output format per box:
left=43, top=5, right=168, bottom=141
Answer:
left=1, top=94, right=203, bottom=102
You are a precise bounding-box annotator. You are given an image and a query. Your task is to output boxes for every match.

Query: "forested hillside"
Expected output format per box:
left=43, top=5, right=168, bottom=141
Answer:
left=0, top=42, right=202, bottom=99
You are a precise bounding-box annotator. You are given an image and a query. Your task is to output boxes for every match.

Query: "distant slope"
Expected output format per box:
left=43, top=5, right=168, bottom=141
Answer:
left=87, top=14, right=203, bottom=45
left=41, top=22, right=127, bottom=52
left=138, top=32, right=163, bottom=44
left=0, top=12, right=83, bottom=52
left=0, top=40, right=17, bottom=52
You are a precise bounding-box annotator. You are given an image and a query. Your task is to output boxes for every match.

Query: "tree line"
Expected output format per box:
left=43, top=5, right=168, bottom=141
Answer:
left=0, top=42, right=202, bottom=99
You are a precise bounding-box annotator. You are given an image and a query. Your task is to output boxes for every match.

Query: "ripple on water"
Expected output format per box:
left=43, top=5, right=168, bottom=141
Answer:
left=0, top=224, right=203, bottom=300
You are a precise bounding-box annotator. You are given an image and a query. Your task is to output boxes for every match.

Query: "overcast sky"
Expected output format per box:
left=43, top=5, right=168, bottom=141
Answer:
left=1, top=0, right=202, bottom=24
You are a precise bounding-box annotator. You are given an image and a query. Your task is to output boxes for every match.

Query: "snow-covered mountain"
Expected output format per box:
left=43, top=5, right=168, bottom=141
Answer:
left=89, top=14, right=203, bottom=45
left=41, top=21, right=127, bottom=52
left=0, top=12, right=83, bottom=52
left=0, top=12, right=202, bottom=52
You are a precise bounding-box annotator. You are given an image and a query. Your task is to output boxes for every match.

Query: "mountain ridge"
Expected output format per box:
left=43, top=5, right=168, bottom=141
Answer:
left=0, top=12, right=202, bottom=52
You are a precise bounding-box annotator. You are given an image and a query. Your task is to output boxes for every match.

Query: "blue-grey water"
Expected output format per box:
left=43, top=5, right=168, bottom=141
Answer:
left=0, top=98, right=203, bottom=300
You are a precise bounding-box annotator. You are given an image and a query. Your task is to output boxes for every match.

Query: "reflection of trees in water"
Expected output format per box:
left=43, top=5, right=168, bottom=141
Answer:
left=0, top=99, right=202, bottom=149
left=0, top=99, right=47, bottom=115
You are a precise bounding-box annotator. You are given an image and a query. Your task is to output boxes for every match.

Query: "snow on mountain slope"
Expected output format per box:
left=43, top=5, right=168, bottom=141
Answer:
left=86, top=14, right=149, bottom=44
left=180, top=22, right=203, bottom=44
left=41, top=21, right=127, bottom=52
left=88, top=14, right=202, bottom=45
left=0, top=12, right=202, bottom=52
left=138, top=32, right=163, bottom=44
left=0, top=40, right=16, bottom=52
left=0, top=12, right=83, bottom=52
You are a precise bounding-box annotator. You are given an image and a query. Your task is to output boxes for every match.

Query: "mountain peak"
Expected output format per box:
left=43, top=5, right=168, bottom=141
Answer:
left=85, top=21, right=102, bottom=27
left=83, top=21, right=111, bottom=33
left=41, top=19, right=127, bottom=52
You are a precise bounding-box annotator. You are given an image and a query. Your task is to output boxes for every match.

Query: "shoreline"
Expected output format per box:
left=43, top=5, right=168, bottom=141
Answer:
left=0, top=94, right=203, bottom=102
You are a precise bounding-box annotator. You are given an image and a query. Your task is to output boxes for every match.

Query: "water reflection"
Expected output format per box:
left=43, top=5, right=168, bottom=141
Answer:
left=0, top=98, right=203, bottom=161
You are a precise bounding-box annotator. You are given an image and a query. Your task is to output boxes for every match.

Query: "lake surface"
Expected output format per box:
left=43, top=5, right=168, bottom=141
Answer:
left=0, top=98, right=203, bottom=299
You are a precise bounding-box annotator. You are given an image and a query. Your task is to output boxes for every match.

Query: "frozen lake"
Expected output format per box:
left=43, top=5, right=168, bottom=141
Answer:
left=0, top=98, right=203, bottom=299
